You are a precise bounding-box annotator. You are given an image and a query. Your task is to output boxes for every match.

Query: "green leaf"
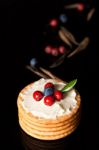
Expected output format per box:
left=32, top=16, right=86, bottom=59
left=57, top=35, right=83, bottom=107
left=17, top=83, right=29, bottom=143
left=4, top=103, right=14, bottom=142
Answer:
left=61, top=79, right=77, bottom=93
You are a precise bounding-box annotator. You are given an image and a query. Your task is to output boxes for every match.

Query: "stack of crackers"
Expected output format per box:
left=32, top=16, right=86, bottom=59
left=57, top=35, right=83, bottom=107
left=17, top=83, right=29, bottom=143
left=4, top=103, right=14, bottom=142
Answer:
left=17, top=83, right=81, bottom=140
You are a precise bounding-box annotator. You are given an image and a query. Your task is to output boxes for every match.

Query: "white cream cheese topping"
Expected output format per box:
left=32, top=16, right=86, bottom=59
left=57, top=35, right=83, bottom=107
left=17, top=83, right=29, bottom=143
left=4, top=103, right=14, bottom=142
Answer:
left=20, top=78, right=77, bottom=119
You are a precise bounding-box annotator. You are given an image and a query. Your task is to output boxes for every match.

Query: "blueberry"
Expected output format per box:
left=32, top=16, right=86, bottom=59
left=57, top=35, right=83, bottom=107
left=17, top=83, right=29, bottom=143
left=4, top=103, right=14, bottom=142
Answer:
left=59, top=14, right=67, bottom=23
left=44, top=88, right=54, bottom=96
left=30, top=58, right=38, bottom=67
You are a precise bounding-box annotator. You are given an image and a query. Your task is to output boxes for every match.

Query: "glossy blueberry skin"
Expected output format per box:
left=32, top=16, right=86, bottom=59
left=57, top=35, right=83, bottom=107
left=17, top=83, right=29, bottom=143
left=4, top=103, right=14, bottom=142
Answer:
left=30, top=58, right=38, bottom=67
left=44, top=88, right=54, bottom=96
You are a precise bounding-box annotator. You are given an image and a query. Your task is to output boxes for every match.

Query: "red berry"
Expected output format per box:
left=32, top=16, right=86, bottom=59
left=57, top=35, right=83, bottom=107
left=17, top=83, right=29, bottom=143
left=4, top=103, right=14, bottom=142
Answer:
left=44, top=96, right=54, bottom=106
left=58, top=46, right=65, bottom=54
left=54, top=90, right=63, bottom=101
left=33, top=91, right=44, bottom=101
left=51, top=48, right=59, bottom=56
left=44, top=82, right=54, bottom=89
left=77, top=3, right=85, bottom=12
left=49, top=19, right=58, bottom=27
left=44, top=46, right=52, bottom=54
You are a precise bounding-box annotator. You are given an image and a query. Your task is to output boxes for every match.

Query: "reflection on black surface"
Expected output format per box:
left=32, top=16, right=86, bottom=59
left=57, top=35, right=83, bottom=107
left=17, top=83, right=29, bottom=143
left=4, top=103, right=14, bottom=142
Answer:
left=19, top=125, right=81, bottom=150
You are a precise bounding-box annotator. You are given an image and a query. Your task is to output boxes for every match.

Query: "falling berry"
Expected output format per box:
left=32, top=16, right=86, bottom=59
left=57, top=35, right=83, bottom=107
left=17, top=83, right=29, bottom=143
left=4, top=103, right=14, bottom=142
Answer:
left=44, top=46, right=52, bottom=54
left=58, top=46, right=65, bottom=54
left=77, top=3, right=85, bottom=12
left=54, top=90, right=63, bottom=101
left=59, top=14, right=68, bottom=23
left=30, top=58, right=38, bottom=67
left=44, top=96, right=54, bottom=106
left=33, top=91, right=44, bottom=101
left=49, top=19, right=58, bottom=27
left=51, top=48, right=59, bottom=56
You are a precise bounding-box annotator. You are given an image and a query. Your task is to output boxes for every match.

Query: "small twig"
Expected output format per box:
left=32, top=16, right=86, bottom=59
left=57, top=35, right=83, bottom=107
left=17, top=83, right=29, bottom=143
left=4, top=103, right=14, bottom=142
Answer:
left=49, top=50, right=70, bottom=68
left=67, top=37, right=90, bottom=58
left=61, top=26, right=79, bottom=45
left=26, top=65, right=65, bottom=83
left=26, top=65, right=49, bottom=79
left=40, top=67, right=56, bottom=79
left=58, top=30, right=72, bottom=48
left=87, top=8, right=95, bottom=21
left=64, top=3, right=78, bottom=9
left=40, top=67, right=65, bottom=82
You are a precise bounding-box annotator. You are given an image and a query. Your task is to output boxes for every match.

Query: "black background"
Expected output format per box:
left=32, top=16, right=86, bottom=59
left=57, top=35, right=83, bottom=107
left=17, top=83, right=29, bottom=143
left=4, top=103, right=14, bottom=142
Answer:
left=1, top=0, right=98, bottom=149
